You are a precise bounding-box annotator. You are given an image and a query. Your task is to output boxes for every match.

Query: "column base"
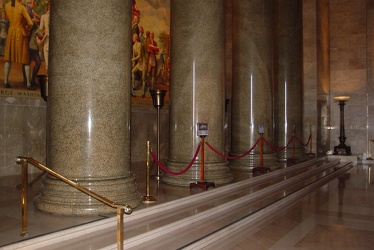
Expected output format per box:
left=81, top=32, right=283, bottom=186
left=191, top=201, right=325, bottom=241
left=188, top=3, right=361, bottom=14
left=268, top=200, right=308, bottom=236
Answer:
left=34, top=174, right=142, bottom=215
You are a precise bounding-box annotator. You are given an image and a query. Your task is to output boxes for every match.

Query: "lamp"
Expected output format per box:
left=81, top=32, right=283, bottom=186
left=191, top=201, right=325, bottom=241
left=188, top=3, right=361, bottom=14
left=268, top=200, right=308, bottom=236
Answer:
left=333, top=96, right=351, bottom=155
left=150, top=89, right=167, bottom=180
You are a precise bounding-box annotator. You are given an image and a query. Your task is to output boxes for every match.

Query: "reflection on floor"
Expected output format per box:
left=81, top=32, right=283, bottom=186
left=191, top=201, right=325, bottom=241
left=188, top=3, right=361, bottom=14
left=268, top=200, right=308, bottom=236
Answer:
left=1, top=161, right=374, bottom=249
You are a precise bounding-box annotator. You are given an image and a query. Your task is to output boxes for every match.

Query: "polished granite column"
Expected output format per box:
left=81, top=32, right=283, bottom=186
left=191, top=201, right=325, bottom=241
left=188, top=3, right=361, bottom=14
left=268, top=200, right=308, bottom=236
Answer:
left=316, top=0, right=330, bottom=157
left=34, top=0, right=141, bottom=215
left=230, top=0, right=276, bottom=171
left=273, top=0, right=307, bottom=162
left=163, top=0, right=232, bottom=186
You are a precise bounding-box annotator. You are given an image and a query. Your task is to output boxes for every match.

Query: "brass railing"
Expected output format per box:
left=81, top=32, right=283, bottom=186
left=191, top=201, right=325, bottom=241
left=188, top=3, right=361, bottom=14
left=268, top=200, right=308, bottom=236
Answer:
left=16, top=156, right=133, bottom=250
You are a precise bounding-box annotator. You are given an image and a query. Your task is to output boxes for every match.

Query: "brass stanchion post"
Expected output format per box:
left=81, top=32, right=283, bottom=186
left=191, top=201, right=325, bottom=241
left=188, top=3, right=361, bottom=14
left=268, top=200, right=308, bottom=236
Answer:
left=253, top=124, right=270, bottom=174
left=142, top=141, right=156, bottom=203
left=286, top=125, right=298, bottom=163
left=309, top=125, right=312, bottom=154
left=200, top=137, right=205, bottom=182
left=368, top=139, right=374, bottom=160
left=292, top=134, right=295, bottom=157
left=260, top=134, right=263, bottom=167
left=190, top=135, right=215, bottom=191
left=306, top=124, right=316, bottom=158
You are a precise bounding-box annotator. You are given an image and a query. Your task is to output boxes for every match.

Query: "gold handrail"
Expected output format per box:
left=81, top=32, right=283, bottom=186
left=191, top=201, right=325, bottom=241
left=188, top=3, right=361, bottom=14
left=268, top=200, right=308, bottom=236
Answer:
left=16, top=156, right=132, bottom=250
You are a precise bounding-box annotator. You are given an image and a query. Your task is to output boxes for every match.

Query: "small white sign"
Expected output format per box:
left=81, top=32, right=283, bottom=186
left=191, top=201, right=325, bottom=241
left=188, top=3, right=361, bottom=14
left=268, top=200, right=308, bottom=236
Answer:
left=197, top=123, right=208, bottom=136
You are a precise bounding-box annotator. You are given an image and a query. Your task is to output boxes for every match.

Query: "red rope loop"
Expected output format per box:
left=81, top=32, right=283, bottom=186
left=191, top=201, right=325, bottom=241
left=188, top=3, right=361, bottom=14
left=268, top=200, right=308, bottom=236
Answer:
left=205, top=138, right=261, bottom=159
left=148, top=133, right=311, bottom=176
left=294, top=134, right=311, bottom=147
left=150, top=143, right=201, bottom=176
left=263, top=135, right=294, bottom=152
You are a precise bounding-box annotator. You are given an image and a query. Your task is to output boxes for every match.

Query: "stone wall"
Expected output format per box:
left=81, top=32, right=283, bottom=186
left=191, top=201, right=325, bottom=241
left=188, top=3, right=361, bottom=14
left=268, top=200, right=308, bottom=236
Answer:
left=0, top=98, right=169, bottom=177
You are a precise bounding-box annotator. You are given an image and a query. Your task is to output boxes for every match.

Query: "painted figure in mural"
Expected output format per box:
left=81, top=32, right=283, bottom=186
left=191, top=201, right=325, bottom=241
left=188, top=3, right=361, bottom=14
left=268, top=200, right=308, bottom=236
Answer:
left=39, top=1, right=50, bottom=72
left=140, top=29, right=149, bottom=97
left=0, top=12, right=9, bottom=56
left=131, top=33, right=145, bottom=97
left=132, top=15, right=139, bottom=39
left=3, top=0, right=33, bottom=89
left=25, top=0, right=42, bottom=86
left=132, top=0, right=140, bottom=23
left=146, top=31, right=159, bottom=90
left=139, top=26, right=145, bottom=44
left=156, top=51, right=167, bottom=85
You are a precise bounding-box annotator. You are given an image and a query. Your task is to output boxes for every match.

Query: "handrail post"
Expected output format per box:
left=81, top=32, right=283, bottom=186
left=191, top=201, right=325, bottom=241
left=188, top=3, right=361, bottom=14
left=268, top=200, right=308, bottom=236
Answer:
left=17, top=158, right=29, bottom=236
left=117, top=207, right=124, bottom=250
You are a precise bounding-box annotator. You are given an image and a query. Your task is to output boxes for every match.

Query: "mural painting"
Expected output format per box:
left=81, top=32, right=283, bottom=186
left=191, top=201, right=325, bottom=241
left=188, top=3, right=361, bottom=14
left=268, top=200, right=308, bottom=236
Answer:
left=0, top=0, right=49, bottom=99
left=0, top=0, right=170, bottom=105
left=131, top=0, right=170, bottom=106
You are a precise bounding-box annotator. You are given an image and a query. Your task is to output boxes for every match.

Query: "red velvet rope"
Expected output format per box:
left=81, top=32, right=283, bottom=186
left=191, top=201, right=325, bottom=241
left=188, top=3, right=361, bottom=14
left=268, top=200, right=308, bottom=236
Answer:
left=294, top=134, right=311, bottom=147
left=205, top=138, right=261, bottom=159
left=149, top=133, right=311, bottom=176
left=263, top=135, right=294, bottom=152
left=150, top=143, right=201, bottom=175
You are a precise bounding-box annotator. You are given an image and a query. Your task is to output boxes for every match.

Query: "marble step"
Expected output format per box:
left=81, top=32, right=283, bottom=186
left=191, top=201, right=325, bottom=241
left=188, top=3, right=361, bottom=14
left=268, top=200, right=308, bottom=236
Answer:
left=3, top=157, right=349, bottom=250
left=118, top=161, right=351, bottom=249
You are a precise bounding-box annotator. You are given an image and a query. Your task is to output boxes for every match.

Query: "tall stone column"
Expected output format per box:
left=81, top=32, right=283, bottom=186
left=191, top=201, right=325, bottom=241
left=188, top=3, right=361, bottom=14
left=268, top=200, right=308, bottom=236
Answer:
left=273, top=0, right=307, bottom=162
left=163, top=0, right=232, bottom=186
left=230, top=0, right=276, bottom=171
left=34, top=0, right=141, bottom=215
left=316, top=0, right=330, bottom=157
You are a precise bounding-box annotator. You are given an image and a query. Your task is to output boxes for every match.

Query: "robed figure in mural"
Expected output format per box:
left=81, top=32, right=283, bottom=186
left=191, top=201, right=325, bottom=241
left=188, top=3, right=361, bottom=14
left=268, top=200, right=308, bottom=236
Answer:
left=39, top=1, right=50, bottom=71
left=3, top=0, right=34, bottom=89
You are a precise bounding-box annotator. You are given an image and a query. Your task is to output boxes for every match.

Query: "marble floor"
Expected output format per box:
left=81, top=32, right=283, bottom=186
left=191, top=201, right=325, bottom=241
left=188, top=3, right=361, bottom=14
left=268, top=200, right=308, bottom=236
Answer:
left=1, top=161, right=374, bottom=249
left=231, top=164, right=374, bottom=250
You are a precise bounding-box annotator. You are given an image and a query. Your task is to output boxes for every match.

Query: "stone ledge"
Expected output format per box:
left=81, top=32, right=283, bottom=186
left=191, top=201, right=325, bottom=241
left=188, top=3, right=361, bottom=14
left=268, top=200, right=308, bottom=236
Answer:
left=328, top=154, right=362, bottom=165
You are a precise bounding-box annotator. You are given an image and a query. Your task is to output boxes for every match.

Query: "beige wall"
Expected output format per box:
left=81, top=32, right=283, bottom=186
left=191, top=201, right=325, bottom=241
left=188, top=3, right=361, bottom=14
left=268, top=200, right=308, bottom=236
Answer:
left=329, top=0, right=368, bottom=156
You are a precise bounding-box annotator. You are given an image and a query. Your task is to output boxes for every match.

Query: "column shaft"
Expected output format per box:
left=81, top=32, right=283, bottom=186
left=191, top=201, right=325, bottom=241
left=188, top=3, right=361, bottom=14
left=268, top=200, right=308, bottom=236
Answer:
left=34, top=0, right=141, bottom=215
left=273, top=0, right=307, bottom=162
left=316, top=0, right=331, bottom=157
left=230, top=0, right=276, bottom=171
left=163, top=0, right=232, bottom=186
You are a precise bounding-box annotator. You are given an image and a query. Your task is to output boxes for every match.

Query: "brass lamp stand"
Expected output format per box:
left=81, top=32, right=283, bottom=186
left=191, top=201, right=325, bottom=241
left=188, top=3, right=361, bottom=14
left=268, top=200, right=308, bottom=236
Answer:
left=150, top=89, right=167, bottom=180
left=333, top=96, right=351, bottom=155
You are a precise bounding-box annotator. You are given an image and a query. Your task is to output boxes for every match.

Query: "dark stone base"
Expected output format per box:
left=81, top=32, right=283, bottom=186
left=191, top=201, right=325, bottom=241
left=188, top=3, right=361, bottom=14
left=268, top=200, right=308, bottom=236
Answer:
left=333, top=144, right=351, bottom=156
